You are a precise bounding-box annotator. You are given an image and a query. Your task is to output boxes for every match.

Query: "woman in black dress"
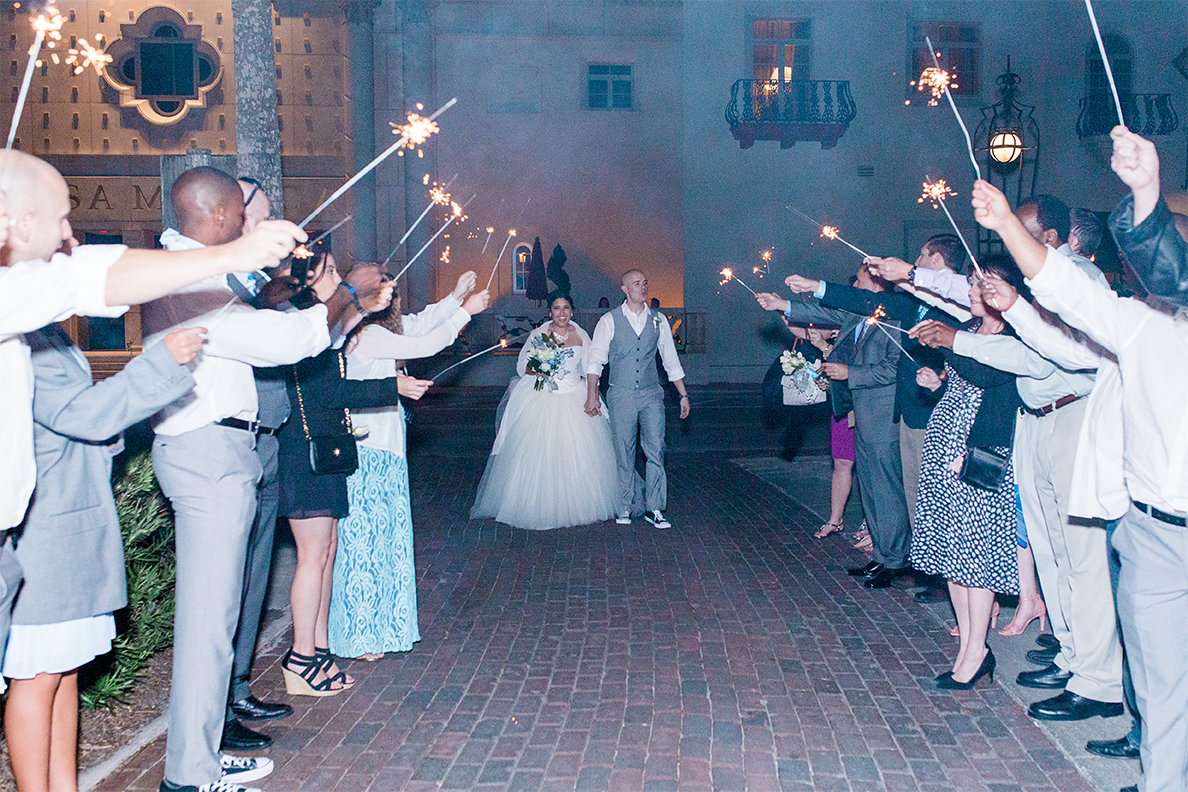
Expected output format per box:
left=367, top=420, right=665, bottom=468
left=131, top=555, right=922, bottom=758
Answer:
left=277, top=252, right=415, bottom=696
left=909, top=256, right=1024, bottom=690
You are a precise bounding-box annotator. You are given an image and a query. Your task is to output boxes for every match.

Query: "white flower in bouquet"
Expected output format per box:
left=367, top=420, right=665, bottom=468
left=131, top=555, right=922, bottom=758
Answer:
left=525, top=332, right=576, bottom=391
left=780, top=349, right=808, bottom=375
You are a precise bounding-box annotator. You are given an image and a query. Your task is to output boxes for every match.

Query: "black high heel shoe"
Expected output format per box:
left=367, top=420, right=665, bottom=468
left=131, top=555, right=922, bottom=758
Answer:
left=315, top=647, right=355, bottom=689
left=937, top=648, right=995, bottom=690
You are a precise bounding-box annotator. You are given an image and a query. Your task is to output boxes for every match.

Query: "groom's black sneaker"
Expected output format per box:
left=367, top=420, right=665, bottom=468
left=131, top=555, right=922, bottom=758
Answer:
left=644, top=510, right=671, bottom=529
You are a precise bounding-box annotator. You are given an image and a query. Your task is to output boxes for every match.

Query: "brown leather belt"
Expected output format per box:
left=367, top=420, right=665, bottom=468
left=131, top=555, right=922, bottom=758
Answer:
left=1021, top=394, right=1081, bottom=418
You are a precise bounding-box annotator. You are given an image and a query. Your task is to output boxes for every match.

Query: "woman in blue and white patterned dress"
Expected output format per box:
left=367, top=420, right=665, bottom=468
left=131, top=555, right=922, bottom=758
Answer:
left=329, top=272, right=488, bottom=661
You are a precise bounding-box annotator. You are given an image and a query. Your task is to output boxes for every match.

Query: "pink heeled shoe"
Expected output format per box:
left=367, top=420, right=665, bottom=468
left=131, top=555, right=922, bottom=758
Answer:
left=950, top=600, right=1000, bottom=637
left=998, top=595, right=1047, bottom=636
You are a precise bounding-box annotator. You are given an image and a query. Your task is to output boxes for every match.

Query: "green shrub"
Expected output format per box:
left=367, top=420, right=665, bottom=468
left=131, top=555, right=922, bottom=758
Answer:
left=79, top=453, right=176, bottom=710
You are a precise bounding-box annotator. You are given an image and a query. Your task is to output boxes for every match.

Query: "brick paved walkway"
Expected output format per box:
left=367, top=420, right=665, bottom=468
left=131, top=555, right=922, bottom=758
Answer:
left=98, top=437, right=1107, bottom=792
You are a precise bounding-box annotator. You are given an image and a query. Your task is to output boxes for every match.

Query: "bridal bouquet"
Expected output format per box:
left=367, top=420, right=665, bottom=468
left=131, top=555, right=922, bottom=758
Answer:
left=524, top=332, right=576, bottom=391
left=779, top=349, right=827, bottom=406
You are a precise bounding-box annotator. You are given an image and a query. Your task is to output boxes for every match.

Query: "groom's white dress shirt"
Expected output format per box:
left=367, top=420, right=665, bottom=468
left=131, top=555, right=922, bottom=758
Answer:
left=587, top=302, right=685, bottom=381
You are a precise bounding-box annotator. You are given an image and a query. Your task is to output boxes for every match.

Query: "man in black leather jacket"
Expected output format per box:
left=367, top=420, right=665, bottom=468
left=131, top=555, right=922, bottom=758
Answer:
left=1108, top=126, right=1188, bottom=306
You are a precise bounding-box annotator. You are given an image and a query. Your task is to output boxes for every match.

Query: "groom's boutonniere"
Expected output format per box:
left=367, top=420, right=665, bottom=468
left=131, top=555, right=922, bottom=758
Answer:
left=652, top=313, right=663, bottom=331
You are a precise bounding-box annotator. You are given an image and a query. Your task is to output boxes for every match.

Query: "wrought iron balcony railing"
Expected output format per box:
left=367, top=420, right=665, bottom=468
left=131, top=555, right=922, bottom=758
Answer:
left=1077, top=92, right=1179, bottom=138
left=726, top=79, right=856, bottom=149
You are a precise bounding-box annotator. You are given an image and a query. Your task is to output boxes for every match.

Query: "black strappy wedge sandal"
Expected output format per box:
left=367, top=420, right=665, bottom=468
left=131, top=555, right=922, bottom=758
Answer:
left=281, top=649, right=344, bottom=697
left=315, top=647, right=356, bottom=689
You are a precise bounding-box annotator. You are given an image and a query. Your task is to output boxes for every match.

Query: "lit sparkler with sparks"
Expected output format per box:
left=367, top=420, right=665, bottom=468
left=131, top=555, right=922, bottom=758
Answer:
left=788, top=207, right=871, bottom=259
left=719, top=267, right=757, bottom=296
left=908, top=66, right=956, bottom=107
left=65, top=36, right=111, bottom=76
left=6, top=4, right=65, bottom=149
left=392, top=194, right=476, bottom=283
left=485, top=229, right=517, bottom=291
left=431, top=333, right=523, bottom=382
left=919, top=179, right=983, bottom=278
left=865, top=306, right=917, bottom=362
left=481, top=226, right=496, bottom=254
left=298, top=97, right=457, bottom=228
left=380, top=175, right=458, bottom=267
left=291, top=214, right=354, bottom=260
left=389, top=103, right=439, bottom=159
left=924, top=35, right=981, bottom=181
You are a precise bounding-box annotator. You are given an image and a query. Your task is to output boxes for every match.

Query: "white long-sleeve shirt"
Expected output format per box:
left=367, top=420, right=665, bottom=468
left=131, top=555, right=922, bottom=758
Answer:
left=951, top=331, right=1096, bottom=408
left=1, top=245, right=129, bottom=530
left=346, top=295, right=471, bottom=456
left=1027, top=246, right=1188, bottom=514
left=143, top=231, right=331, bottom=436
left=586, top=302, right=685, bottom=382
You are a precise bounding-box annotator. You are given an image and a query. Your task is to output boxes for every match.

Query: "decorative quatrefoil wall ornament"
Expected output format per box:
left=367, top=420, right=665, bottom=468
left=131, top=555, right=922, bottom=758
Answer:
left=101, top=7, right=223, bottom=126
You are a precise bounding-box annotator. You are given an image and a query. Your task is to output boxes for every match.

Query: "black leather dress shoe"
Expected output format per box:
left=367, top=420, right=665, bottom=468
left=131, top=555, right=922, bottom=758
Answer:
left=231, top=695, right=293, bottom=721
left=915, top=586, right=949, bottom=604
left=1026, top=646, right=1060, bottom=666
left=221, top=717, right=272, bottom=751
left=1036, top=633, right=1059, bottom=650
left=1016, top=664, right=1072, bottom=689
left=860, top=569, right=893, bottom=588
left=1121, top=786, right=1138, bottom=792
left=1085, top=736, right=1141, bottom=759
left=848, top=561, right=882, bottom=577
left=1029, top=691, right=1124, bottom=721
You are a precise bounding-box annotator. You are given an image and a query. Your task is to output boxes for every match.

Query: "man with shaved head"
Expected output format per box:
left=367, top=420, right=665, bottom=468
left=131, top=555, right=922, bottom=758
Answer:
left=0, top=150, right=306, bottom=693
left=586, top=269, right=690, bottom=529
left=143, top=164, right=389, bottom=792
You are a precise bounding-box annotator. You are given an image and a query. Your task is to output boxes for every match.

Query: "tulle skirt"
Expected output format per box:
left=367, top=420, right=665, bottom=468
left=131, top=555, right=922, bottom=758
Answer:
left=471, top=381, right=619, bottom=530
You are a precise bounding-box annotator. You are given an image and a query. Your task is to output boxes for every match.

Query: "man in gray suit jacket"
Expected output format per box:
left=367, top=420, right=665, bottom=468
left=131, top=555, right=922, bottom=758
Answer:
left=6, top=322, right=198, bottom=792
left=758, top=265, right=911, bottom=588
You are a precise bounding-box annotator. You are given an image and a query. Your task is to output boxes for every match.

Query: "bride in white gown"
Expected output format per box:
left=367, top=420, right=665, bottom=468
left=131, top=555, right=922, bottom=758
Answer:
left=471, top=293, right=619, bottom=530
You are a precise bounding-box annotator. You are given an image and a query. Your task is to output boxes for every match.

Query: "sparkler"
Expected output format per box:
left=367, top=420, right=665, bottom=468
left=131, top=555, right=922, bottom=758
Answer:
left=924, top=35, right=981, bottom=181
left=430, top=333, right=524, bottom=382
left=65, top=36, right=111, bottom=76
left=919, top=179, right=983, bottom=279
left=485, top=229, right=517, bottom=291
left=392, top=194, right=475, bottom=283
left=481, top=227, right=496, bottom=254
left=866, top=309, right=917, bottom=363
left=298, top=97, right=457, bottom=228
left=380, top=178, right=456, bottom=267
left=6, top=4, right=65, bottom=149
left=788, top=207, right=871, bottom=258
left=719, top=267, right=757, bottom=296
left=1084, top=0, right=1126, bottom=128
left=908, top=66, right=956, bottom=107
left=292, top=214, right=354, bottom=259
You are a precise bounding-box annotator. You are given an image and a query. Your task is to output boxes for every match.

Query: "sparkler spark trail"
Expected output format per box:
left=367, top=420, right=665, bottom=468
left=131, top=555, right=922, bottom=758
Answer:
left=392, top=194, right=476, bottom=283
left=485, top=229, right=517, bottom=291
left=719, top=267, right=758, bottom=296
left=299, top=97, right=457, bottom=228
left=431, top=334, right=521, bottom=382
left=65, top=36, right=111, bottom=75
left=919, top=180, right=983, bottom=278
left=6, top=5, right=65, bottom=149
left=909, top=66, right=956, bottom=107
left=924, top=35, right=981, bottom=181
left=1084, top=0, right=1126, bottom=128
left=787, top=207, right=871, bottom=259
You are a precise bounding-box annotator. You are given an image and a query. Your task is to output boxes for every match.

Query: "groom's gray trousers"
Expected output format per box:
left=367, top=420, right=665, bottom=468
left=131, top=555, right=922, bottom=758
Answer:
left=607, top=383, right=666, bottom=514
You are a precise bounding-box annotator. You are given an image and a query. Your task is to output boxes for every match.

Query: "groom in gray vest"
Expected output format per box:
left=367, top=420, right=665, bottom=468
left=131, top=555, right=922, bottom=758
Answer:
left=586, top=270, right=690, bottom=529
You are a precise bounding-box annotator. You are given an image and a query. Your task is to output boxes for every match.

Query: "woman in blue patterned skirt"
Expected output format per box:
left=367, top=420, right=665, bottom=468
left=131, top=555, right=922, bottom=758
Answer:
left=329, top=272, right=489, bottom=660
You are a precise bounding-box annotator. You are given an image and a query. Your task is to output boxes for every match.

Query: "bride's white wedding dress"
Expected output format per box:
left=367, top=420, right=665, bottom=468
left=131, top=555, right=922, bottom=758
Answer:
left=471, top=322, right=618, bottom=530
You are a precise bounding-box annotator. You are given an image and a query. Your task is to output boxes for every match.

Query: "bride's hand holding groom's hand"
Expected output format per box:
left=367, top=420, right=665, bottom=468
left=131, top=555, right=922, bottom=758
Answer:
left=583, top=392, right=602, bottom=417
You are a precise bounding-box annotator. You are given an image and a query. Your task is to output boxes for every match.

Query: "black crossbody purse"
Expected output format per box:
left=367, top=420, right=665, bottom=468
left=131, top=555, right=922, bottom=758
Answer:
left=292, top=352, right=359, bottom=476
left=959, top=445, right=1011, bottom=492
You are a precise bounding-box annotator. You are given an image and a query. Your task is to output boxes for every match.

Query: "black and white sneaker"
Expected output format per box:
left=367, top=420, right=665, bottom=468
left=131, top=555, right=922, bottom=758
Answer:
left=644, top=510, right=671, bottom=529
left=615, top=511, right=632, bottom=525
left=220, top=754, right=274, bottom=784
left=159, top=780, right=263, bottom=792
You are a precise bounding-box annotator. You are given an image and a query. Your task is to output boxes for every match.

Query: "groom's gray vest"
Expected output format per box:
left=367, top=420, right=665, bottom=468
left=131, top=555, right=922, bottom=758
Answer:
left=607, top=307, right=661, bottom=391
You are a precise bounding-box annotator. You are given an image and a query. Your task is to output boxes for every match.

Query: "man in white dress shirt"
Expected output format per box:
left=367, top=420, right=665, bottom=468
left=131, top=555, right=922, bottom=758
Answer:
left=142, top=166, right=388, bottom=792
left=974, top=177, right=1188, bottom=792
left=585, top=270, right=689, bottom=529
left=0, top=151, right=306, bottom=684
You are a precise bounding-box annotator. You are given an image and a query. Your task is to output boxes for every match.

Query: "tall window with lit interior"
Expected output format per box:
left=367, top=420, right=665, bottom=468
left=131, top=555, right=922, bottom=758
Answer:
left=588, top=65, right=632, bottom=110
left=908, top=23, right=979, bottom=101
left=750, top=19, right=810, bottom=84
left=512, top=244, right=531, bottom=293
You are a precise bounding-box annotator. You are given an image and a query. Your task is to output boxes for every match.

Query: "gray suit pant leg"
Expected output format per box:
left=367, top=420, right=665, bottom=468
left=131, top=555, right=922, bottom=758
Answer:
left=1105, top=517, right=1142, bottom=748
left=0, top=536, right=22, bottom=677
left=1112, top=507, right=1188, bottom=792
left=228, top=432, right=280, bottom=709
left=607, top=386, right=666, bottom=514
left=854, top=438, right=910, bottom=569
left=153, top=426, right=261, bottom=787
left=899, top=423, right=927, bottom=527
